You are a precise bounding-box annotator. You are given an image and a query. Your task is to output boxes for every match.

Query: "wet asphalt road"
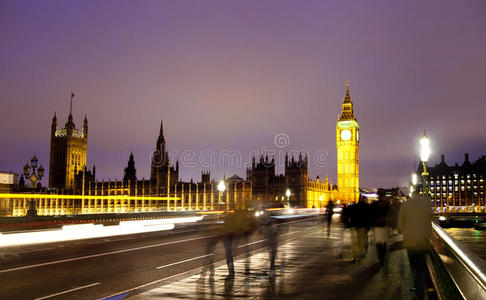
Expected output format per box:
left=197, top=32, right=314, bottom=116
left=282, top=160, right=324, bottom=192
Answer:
left=0, top=216, right=320, bottom=299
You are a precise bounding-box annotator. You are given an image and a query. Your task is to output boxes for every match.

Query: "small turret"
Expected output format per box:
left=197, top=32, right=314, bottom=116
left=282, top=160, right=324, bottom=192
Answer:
left=123, top=152, right=137, bottom=182
left=51, top=112, right=57, bottom=135
left=83, top=114, right=88, bottom=137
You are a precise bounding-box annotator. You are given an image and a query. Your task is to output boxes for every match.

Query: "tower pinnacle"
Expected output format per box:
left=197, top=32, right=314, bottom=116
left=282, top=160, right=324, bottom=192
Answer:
left=158, top=119, right=165, bottom=143
left=338, top=81, right=355, bottom=121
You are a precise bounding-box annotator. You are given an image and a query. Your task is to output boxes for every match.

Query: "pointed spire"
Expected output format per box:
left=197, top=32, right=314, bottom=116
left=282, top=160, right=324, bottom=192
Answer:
left=69, top=91, right=75, bottom=116
left=343, top=80, right=351, bottom=103
left=66, top=92, right=74, bottom=127
left=157, top=119, right=165, bottom=144
left=52, top=112, right=58, bottom=134
left=338, top=80, right=355, bottom=121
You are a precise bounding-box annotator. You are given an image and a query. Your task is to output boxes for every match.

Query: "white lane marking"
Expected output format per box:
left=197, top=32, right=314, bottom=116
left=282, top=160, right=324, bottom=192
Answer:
left=13, top=247, right=54, bottom=254
left=34, top=282, right=101, bottom=300
left=99, top=223, right=321, bottom=300
left=281, top=231, right=299, bottom=236
left=156, top=254, right=213, bottom=269
left=0, top=235, right=217, bottom=274
left=237, top=239, right=266, bottom=248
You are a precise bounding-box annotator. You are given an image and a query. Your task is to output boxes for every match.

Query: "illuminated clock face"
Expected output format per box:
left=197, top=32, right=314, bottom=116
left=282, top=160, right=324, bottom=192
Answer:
left=341, top=129, right=351, bottom=141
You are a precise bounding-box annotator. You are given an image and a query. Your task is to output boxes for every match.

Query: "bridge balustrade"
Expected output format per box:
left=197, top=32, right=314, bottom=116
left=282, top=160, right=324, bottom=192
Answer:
left=428, top=222, right=486, bottom=299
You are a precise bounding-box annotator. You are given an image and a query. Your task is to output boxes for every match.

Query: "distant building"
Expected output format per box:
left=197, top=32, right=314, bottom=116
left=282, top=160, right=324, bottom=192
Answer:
left=419, top=153, right=486, bottom=212
left=0, top=171, right=19, bottom=216
left=8, top=82, right=360, bottom=216
left=336, top=81, right=360, bottom=203
left=48, top=109, right=88, bottom=189
left=246, top=153, right=337, bottom=208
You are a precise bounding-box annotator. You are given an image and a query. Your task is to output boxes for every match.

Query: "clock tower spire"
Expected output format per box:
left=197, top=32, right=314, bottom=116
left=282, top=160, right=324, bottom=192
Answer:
left=336, top=81, right=360, bottom=204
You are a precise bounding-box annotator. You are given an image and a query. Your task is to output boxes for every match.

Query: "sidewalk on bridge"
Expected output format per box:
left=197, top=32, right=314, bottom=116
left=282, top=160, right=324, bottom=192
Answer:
left=129, top=222, right=417, bottom=300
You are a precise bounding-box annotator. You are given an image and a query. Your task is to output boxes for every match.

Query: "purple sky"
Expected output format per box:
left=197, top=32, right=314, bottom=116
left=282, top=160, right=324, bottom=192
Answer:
left=1, top=0, right=485, bottom=188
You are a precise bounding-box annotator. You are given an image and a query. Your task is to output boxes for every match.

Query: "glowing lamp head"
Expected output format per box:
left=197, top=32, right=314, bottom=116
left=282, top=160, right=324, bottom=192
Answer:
left=411, top=173, right=418, bottom=186
left=23, top=162, right=30, bottom=176
left=37, top=165, right=45, bottom=178
left=31, top=155, right=38, bottom=168
left=217, top=180, right=226, bottom=193
left=285, top=189, right=291, bottom=198
left=420, top=131, right=430, bottom=162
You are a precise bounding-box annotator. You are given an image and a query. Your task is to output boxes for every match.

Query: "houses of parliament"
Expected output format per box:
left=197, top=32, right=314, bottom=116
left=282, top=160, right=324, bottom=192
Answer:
left=8, top=83, right=360, bottom=216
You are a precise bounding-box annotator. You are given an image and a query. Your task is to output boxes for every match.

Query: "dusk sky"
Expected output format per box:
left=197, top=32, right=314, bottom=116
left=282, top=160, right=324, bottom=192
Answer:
left=1, top=0, right=485, bottom=188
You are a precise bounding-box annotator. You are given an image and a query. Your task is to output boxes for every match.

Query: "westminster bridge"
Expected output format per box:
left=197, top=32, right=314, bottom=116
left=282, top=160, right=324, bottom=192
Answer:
left=0, top=203, right=486, bottom=299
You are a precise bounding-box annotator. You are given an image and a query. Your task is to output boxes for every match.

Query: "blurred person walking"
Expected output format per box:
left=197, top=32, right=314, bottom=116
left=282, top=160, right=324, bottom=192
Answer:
left=222, top=211, right=239, bottom=277
left=371, top=189, right=390, bottom=265
left=235, top=209, right=256, bottom=274
left=325, top=200, right=335, bottom=238
left=260, top=211, right=279, bottom=277
left=337, top=203, right=349, bottom=257
left=399, top=193, right=431, bottom=300
left=348, top=196, right=370, bottom=261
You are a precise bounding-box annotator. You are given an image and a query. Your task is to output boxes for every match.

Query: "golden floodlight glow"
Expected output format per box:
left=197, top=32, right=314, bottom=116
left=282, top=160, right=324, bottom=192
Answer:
left=0, top=193, right=180, bottom=201
left=217, top=180, right=226, bottom=193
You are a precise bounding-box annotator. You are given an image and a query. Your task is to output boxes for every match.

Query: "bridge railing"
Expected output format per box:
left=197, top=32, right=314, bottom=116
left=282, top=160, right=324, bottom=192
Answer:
left=428, top=222, right=486, bottom=299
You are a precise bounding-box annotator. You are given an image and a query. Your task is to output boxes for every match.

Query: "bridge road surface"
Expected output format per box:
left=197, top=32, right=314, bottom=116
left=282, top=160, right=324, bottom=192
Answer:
left=0, top=216, right=321, bottom=299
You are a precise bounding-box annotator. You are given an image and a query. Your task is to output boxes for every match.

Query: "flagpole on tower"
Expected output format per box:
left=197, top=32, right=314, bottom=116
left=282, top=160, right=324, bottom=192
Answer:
left=70, top=91, right=75, bottom=115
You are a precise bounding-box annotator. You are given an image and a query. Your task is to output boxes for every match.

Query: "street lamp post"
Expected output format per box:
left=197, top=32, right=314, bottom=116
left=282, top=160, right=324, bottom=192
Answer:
left=218, top=180, right=226, bottom=211
left=419, top=131, right=431, bottom=201
left=23, top=154, right=44, bottom=217
left=286, top=189, right=291, bottom=208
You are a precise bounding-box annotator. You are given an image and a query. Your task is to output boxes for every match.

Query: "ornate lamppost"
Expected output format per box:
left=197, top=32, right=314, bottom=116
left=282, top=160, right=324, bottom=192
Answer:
left=286, top=188, right=291, bottom=208
left=419, top=131, right=431, bottom=198
left=218, top=180, right=226, bottom=211
left=23, top=154, right=44, bottom=217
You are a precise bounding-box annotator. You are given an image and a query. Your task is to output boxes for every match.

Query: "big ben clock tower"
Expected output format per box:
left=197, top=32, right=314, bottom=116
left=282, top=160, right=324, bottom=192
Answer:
left=336, top=81, right=359, bottom=204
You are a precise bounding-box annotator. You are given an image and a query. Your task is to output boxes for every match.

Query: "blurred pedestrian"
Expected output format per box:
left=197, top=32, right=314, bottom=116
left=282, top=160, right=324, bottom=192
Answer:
left=388, top=198, right=401, bottom=236
left=398, top=193, right=431, bottom=300
left=371, top=189, right=390, bottom=265
left=348, top=196, right=370, bottom=261
left=260, top=211, right=278, bottom=277
left=222, top=211, right=238, bottom=277
left=325, top=200, right=335, bottom=238
left=338, top=203, right=349, bottom=257
left=201, top=232, right=221, bottom=278
left=235, top=209, right=256, bottom=274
